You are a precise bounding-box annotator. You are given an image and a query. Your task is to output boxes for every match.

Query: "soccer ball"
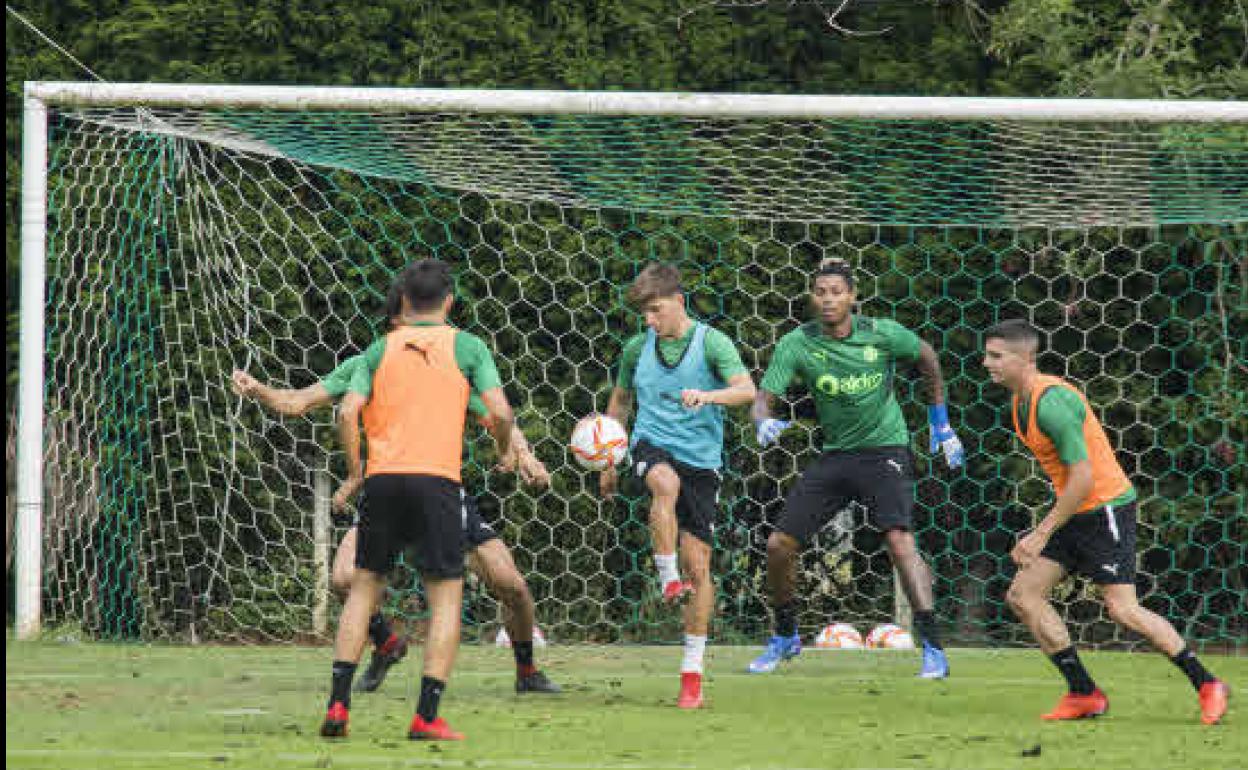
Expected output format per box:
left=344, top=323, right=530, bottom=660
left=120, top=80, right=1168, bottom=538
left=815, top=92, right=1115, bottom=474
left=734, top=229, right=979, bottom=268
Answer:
left=569, top=414, right=628, bottom=471
left=866, top=623, right=915, bottom=649
left=813, top=623, right=864, bottom=649
left=495, top=626, right=548, bottom=648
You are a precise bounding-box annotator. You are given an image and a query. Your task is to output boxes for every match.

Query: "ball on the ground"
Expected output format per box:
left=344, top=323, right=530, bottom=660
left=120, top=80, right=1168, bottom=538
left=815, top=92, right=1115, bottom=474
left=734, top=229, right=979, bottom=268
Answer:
left=495, top=626, right=548, bottom=648
left=814, top=622, right=864, bottom=649
left=866, top=623, right=915, bottom=649
left=569, top=414, right=628, bottom=470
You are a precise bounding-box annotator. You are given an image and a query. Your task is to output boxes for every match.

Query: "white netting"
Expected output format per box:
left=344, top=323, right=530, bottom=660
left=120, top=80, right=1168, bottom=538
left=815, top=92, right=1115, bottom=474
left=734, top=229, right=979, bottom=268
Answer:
left=37, top=104, right=1247, bottom=648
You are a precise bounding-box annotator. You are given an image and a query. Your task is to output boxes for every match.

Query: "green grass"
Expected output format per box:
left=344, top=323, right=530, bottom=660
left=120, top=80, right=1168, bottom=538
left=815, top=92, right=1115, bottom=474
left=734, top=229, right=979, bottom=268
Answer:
left=6, top=640, right=1244, bottom=770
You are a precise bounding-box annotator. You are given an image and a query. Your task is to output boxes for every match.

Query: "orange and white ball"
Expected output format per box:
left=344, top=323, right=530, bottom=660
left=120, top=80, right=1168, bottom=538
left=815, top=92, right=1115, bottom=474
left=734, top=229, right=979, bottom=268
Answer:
left=569, top=414, right=628, bottom=471
left=866, top=623, right=915, bottom=649
left=814, top=623, right=865, bottom=649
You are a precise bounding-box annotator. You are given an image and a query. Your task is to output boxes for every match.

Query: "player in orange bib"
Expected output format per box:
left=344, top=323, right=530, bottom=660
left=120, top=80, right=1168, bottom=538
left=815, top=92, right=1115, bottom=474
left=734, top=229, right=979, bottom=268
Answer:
left=231, top=279, right=559, bottom=700
left=984, top=320, right=1228, bottom=725
left=323, top=259, right=517, bottom=741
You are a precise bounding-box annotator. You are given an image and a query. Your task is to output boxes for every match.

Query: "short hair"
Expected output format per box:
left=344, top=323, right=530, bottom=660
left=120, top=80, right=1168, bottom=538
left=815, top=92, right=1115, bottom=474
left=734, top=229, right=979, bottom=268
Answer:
left=382, top=276, right=404, bottom=323
left=401, top=259, right=454, bottom=314
left=813, top=258, right=855, bottom=290
left=627, top=263, right=684, bottom=309
left=984, top=319, right=1041, bottom=351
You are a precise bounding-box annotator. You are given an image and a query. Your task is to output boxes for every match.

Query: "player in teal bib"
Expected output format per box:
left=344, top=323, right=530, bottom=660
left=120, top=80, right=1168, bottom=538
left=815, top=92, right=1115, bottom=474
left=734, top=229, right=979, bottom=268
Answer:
left=748, top=259, right=964, bottom=680
left=600, top=263, right=756, bottom=709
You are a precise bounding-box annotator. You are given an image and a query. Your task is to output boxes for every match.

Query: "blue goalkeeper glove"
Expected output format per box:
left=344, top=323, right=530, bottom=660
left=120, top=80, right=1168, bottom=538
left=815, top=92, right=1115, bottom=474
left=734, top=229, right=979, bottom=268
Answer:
left=927, top=404, right=964, bottom=469
left=755, top=418, right=791, bottom=447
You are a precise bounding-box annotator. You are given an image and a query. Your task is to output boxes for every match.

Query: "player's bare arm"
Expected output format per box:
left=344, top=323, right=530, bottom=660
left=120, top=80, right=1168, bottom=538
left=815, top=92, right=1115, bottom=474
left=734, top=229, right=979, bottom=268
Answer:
left=1012, top=459, right=1093, bottom=568
left=681, top=372, right=756, bottom=409
left=232, top=370, right=333, bottom=416
left=479, top=387, right=516, bottom=463
left=333, top=391, right=367, bottom=512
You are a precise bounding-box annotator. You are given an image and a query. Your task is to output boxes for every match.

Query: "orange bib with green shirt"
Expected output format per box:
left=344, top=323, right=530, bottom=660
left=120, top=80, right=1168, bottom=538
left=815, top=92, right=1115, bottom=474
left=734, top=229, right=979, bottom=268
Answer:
left=362, top=325, right=469, bottom=482
left=1010, top=374, right=1131, bottom=513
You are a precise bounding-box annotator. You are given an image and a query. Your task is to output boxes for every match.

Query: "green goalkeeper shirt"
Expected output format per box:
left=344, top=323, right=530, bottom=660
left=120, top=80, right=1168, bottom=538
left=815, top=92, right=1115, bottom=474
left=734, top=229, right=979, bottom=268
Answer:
left=761, top=316, right=921, bottom=452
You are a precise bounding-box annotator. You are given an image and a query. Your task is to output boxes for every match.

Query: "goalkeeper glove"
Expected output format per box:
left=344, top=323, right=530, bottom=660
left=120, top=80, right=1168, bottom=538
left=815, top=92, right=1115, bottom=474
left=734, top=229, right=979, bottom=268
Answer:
left=928, top=403, right=964, bottom=469
left=755, top=418, right=791, bottom=447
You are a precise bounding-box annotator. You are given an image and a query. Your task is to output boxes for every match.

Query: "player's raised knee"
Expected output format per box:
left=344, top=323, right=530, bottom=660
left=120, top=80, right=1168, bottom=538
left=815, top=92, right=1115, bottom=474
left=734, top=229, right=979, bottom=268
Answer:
left=646, top=464, right=681, bottom=499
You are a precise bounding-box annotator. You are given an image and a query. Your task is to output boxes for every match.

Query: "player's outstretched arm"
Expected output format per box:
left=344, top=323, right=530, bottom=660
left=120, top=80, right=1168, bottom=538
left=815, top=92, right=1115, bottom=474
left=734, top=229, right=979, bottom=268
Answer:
left=482, top=414, right=551, bottom=488
left=231, top=369, right=332, bottom=416
left=599, top=387, right=633, bottom=497
left=916, top=341, right=964, bottom=469
left=333, top=392, right=368, bottom=511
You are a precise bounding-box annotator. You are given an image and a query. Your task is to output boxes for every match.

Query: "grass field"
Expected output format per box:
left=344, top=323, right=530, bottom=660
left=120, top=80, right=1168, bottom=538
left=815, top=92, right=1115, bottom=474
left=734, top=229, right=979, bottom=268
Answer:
left=6, top=639, right=1243, bottom=770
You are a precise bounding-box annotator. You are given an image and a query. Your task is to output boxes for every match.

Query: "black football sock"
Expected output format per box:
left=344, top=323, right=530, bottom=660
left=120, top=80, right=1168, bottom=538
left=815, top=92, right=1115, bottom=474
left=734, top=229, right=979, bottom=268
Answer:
left=774, top=602, right=798, bottom=639
left=1049, top=646, right=1096, bottom=695
left=417, top=676, right=446, bottom=722
left=329, top=660, right=357, bottom=707
left=513, top=640, right=535, bottom=674
left=368, top=612, right=393, bottom=649
left=914, top=610, right=942, bottom=650
left=1171, top=647, right=1216, bottom=691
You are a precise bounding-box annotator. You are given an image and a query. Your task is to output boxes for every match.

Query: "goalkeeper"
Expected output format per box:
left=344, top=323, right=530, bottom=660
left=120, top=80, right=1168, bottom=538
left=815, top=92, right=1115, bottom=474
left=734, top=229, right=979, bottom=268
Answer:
left=749, top=258, right=960, bottom=679
left=231, top=279, right=560, bottom=699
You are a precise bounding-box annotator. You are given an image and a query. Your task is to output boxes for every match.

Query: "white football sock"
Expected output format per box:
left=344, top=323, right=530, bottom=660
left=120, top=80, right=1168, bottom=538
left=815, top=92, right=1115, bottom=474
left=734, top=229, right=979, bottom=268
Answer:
left=681, top=634, right=707, bottom=674
left=654, top=553, right=680, bottom=585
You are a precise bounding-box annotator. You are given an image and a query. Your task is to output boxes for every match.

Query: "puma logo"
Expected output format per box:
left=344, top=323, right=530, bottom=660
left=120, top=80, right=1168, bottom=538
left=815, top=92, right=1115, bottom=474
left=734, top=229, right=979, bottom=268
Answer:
left=405, top=342, right=431, bottom=362
left=1101, top=564, right=1119, bottom=576
left=887, top=459, right=903, bottom=474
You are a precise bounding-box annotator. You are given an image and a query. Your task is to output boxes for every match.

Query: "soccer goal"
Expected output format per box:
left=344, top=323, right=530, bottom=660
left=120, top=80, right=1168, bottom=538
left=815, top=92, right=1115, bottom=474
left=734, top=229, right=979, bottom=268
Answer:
left=15, top=84, right=1247, bottom=649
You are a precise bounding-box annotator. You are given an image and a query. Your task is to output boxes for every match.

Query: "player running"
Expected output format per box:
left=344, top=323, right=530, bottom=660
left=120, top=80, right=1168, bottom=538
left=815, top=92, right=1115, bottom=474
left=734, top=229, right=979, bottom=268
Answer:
left=984, top=319, right=1229, bottom=724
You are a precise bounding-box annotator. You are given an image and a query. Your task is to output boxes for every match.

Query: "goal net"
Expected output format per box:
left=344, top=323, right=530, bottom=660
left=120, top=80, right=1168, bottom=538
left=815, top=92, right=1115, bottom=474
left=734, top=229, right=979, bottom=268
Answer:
left=19, top=86, right=1247, bottom=649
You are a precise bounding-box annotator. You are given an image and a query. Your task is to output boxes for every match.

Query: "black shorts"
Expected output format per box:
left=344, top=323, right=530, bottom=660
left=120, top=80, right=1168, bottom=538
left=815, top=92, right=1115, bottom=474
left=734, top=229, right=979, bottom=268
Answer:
left=463, top=495, right=500, bottom=549
left=1040, top=500, right=1137, bottom=585
left=630, top=439, right=721, bottom=545
left=356, top=474, right=467, bottom=578
left=776, top=447, right=915, bottom=544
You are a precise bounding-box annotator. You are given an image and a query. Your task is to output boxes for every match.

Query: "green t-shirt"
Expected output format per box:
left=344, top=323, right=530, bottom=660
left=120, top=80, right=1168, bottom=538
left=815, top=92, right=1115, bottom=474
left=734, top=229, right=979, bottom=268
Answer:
left=760, top=316, right=921, bottom=452
left=345, top=323, right=499, bottom=416
left=616, top=323, right=748, bottom=390
left=1014, top=385, right=1137, bottom=505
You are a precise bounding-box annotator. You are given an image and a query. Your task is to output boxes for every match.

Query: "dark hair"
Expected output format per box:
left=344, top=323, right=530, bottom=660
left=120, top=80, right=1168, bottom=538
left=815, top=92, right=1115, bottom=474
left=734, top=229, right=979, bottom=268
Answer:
left=382, top=276, right=404, bottom=324
left=626, top=263, right=684, bottom=309
left=813, top=258, right=855, bottom=290
left=985, top=319, right=1041, bottom=350
left=401, top=259, right=454, bottom=314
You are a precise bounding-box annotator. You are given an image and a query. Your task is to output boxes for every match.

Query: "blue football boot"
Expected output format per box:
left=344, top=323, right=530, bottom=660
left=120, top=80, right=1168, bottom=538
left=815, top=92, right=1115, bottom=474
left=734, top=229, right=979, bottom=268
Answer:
left=747, top=634, right=802, bottom=674
left=918, top=641, right=949, bottom=679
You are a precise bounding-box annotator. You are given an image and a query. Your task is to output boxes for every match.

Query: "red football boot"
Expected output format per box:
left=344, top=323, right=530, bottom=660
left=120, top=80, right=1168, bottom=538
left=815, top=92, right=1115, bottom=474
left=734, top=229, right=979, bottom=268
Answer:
left=320, top=701, right=349, bottom=738
left=1199, top=680, right=1229, bottom=725
left=677, top=672, right=704, bottom=710
left=409, top=714, right=465, bottom=741
left=1041, top=689, right=1109, bottom=721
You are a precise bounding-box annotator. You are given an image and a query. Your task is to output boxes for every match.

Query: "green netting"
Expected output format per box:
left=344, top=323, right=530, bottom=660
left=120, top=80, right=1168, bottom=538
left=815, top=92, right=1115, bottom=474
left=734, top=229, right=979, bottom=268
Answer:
left=39, top=107, right=1246, bottom=650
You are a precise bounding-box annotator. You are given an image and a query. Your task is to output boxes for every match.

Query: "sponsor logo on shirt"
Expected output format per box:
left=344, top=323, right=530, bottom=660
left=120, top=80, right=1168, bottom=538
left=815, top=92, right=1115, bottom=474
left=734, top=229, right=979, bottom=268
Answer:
left=815, top=371, right=885, bottom=397
left=863, top=345, right=879, bottom=363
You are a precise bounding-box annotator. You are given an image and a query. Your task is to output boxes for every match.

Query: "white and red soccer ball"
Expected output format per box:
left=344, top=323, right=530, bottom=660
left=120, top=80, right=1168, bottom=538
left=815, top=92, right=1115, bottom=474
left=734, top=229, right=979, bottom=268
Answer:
left=814, top=623, right=864, bottom=649
left=569, top=414, right=628, bottom=471
left=866, top=623, right=915, bottom=650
